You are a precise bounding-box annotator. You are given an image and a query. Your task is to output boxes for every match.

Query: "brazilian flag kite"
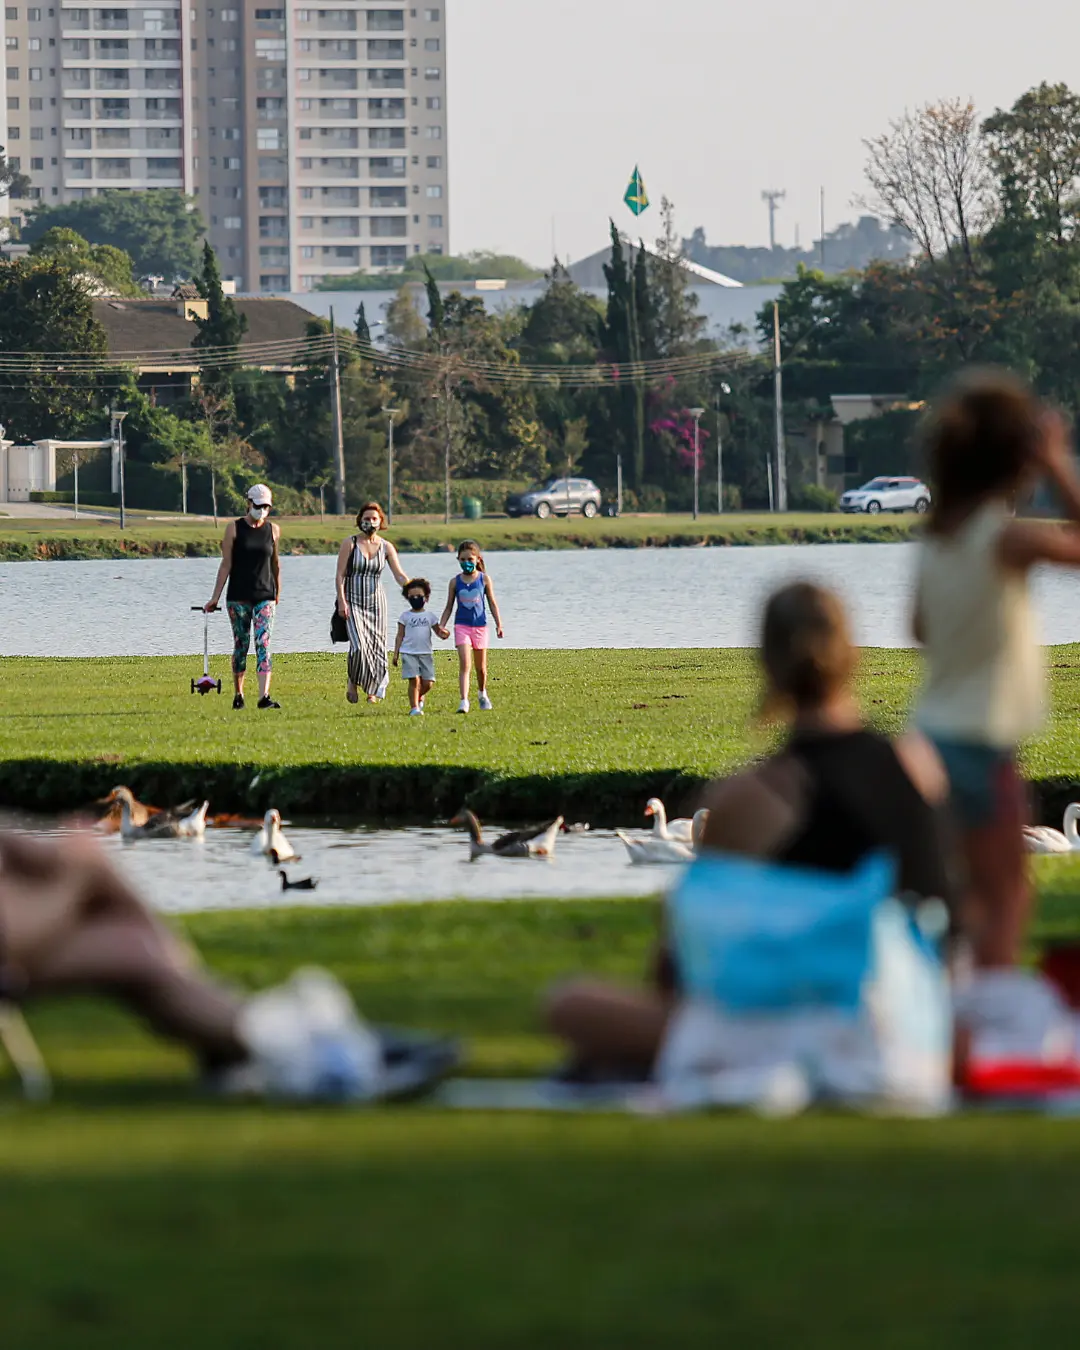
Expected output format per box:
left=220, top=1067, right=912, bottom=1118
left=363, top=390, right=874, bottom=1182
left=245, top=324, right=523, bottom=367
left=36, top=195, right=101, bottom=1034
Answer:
left=624, top=166, right=649, bottom=217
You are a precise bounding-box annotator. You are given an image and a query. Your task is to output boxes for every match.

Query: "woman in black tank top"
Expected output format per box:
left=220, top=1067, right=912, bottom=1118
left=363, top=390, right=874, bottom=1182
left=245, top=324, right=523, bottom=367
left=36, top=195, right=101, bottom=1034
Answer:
left=205, top=484, right=282, bottom=710
left=545, top=582, right=957, bottom=1080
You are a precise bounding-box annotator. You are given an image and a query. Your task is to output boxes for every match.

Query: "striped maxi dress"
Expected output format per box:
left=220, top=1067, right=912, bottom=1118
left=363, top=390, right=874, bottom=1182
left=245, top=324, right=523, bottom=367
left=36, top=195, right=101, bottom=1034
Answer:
left=345, top=538, right=389, bottom=698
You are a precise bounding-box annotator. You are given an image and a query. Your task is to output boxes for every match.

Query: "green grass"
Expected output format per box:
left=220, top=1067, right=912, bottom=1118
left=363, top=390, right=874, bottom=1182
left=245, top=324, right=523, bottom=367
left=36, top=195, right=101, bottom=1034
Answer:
left=9, top=891, right=1080, bottom=1349
left=0, top=510, right=916, bottom=560
left=4, top=647, right=1080, bottom=820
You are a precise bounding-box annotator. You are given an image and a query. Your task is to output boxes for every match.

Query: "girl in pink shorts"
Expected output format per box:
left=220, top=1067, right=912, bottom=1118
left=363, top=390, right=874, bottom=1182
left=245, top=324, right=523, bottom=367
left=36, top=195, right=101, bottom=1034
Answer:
left=438, top=539, right=504, bottom=713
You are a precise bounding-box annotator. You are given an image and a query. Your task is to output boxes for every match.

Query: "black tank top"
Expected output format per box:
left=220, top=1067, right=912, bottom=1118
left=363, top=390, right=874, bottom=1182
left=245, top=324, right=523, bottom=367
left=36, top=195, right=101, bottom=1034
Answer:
left=226, top=518, right=276, bottom=604
left=779, top=729, right=954, bottom=905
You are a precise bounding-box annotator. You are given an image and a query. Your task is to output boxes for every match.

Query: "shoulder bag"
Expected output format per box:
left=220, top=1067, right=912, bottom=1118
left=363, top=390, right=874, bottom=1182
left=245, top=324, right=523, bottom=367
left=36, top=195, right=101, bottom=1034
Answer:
left=330, top=536, right=356, bottom=644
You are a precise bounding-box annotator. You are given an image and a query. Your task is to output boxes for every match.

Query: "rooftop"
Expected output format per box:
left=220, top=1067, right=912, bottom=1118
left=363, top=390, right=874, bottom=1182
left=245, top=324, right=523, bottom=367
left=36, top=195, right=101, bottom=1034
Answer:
left=92, top=297, right=316, bottom=370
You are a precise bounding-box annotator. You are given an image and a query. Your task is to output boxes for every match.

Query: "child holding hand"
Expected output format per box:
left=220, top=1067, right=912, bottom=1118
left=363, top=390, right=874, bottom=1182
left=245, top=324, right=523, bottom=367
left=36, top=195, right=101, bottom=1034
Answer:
left=438, top=539, right=504, bottom=714
left=393, top=579, right=448, bottom=716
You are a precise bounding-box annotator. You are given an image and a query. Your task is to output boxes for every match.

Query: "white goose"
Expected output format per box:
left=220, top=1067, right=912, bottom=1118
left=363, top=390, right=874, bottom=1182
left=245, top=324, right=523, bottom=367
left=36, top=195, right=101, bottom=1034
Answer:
left=177, top=801, right=210, bottom=838
left=252, top=809, right=300, bottom=862
left=1024, top=804, right=1080, bottom=854
left=645, top=797, right=695, bottom=844
left=115, top=787, right=206, bottom=842
left=618, top=809, right=710, bottom=866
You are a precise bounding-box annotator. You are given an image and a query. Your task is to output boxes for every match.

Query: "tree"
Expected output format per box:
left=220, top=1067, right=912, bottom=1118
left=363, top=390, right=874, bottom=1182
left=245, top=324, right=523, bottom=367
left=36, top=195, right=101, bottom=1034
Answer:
left=423, top=262, right=446, bottom=336
left=314, top=251, right=541, bottom=292
left=191, top=240, right=248, bottom=406
left=0, top=143, right=31, bottom=202
left=383, top=286, right=427, bottom=347
left=28, top=227, right=141, bottom=296
left=649, top=198, right=707, bottom=356
left=20, top=189, right=205, bottom=279
left=600, top=222, right=657, bottom=489
left=862, top=98, right=993, bottom=270
left=355, top=301, right=371, bottom=346
left=0, top=259, right=110, bottom=439
left=983, top=83, right=1080, bottom=248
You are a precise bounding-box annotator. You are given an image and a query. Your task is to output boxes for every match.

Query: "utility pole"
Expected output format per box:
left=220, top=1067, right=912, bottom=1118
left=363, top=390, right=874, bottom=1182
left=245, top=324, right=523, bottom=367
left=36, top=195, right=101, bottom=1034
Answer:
left=761, top=189, right=786, bottom=251
left=442, top=364, right=453, bottom=525
left=111, top=407, right=128, bottom=529
left=690, top=408, right=705, bottom=521
left=819, top=187, right=826, bottom=271
left=715, top=381, right=730, bottom=514
left=382, top=406, right=397, bottom=524
left=772, top=302, right=787, bottom=513
left=72, top=451, right=80, bottom=520
left=328, top=306, right=346, bottom=516
left=180, top=449, right=188, bottom=515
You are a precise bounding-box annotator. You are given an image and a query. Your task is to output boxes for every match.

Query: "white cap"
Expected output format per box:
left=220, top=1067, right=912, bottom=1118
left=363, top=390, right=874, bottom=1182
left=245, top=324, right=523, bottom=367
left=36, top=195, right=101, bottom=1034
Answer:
left=247, top=483, right=272, bottom=506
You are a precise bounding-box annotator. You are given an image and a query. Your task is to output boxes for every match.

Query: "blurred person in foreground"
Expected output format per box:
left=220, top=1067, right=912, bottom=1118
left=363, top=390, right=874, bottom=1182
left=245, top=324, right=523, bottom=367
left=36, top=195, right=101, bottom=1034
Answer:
left=546, top=582, right=956, bottom=1081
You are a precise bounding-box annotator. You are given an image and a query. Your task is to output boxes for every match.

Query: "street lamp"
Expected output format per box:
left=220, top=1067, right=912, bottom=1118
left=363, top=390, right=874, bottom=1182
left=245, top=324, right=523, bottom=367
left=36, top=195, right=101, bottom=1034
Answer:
left=110, top=408, right=128, bottom=529
left=715, top=382, right=731, bottom=514
left=382, top=406, right=397, bottom=524
left=689, top=407, right=705, bottom=522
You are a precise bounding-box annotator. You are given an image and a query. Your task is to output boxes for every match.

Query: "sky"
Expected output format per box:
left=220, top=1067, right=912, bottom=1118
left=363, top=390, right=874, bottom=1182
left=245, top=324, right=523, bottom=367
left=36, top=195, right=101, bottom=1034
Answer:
left=446, top=0, right=1076, bottom=266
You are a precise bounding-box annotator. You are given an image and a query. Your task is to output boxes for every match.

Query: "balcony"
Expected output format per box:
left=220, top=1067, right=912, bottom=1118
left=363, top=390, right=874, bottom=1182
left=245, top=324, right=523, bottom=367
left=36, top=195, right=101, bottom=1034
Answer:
left=145, top=101, right=182, bottom=121
left=366, top=39, right=404, bottom=59
left=96, top=99, right=129, bottom=119
left=368, top=128, right=406, bottom=150
left=147, top=157, right=182, bottom=180
left=368, top=99, right=405, bottom=120
left=97, top=129, right=131, bottom=147
left=63, top=71, right=92, bottom=89
left=259, top=220, right=288, bottom=239
left=95, top=18, right=129, bottom=30
left=146, top=128, right=179, bottom=149
left=95, top=73, right=131, bottom=91
left=367, top=10, right=404, bottom=31
left=299, top=158, right=359, bottom=179
left=368, top=156, right=405, bottom=178
left=145, top=73, right=181, bottom=90
left=367, top=69, right=405, bottom=89
left=259, top=187, right=287, bottom=208
left=310, top=100, right=356, bottom=119
left=96, top=158, right=132, bottom=178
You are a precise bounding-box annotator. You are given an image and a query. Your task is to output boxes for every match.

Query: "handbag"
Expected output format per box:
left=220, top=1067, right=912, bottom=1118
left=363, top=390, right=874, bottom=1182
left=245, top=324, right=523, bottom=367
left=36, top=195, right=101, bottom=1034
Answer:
left=330, top=536, right=356, bottom=644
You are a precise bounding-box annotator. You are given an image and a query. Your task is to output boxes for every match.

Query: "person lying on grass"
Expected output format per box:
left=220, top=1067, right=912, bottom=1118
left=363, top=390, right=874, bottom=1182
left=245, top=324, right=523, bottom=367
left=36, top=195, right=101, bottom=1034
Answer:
left=545, top=582, right=957, bottom=1082
left=0, top=828, right=453, bottom=1099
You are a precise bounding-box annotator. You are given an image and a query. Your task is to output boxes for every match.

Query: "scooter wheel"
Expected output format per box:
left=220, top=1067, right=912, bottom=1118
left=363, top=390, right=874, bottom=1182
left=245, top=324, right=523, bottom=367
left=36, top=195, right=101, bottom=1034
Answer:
left=190, top=679, right=196, bottom=694
left=216, top=681, right=222, bottom=694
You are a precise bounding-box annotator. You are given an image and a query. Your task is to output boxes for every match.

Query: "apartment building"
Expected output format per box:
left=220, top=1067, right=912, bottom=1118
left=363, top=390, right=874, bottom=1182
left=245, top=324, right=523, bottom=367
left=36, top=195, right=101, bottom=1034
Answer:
left=1, top=2, right=449, bottom=291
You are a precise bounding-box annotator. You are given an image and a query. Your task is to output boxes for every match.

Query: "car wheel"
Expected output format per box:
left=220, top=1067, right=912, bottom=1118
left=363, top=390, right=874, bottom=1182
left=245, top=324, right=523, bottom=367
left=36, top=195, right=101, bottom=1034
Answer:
left=914, top=497, right=929, bottom=515
left=535, top=501, right=552, bottom=519
left=582, top=500, right=598, bottom=519
left=866, top=500, right=882, bottom=515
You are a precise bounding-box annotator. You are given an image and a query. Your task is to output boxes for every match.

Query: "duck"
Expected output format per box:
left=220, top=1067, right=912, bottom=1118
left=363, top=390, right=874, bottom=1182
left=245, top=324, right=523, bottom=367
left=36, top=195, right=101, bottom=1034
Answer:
left=1024, top=803, right=1080, bottom=854
left=94, top=785, right=166, bottom=835
left=644, top=797, right=695, bottom=844
left=209, top=812, right=267, bottom=830
left=616, top=831, right=695, bottom=866
left=253, top=810, right=300, bottom=862
left=279, top=870, right=319, bottom=892
left=113, top=787, right=205, bottom=842
left=451, top=811, right=564, bottom=861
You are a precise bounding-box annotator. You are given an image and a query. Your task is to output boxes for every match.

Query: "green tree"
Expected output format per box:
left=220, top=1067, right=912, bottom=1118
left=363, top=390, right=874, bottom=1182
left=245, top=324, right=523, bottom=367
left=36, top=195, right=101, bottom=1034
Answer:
left=20, top=189, right=205, bottom=278
left=28, top=226, right=141, bottom=296
left=983, top=83, right=1080, bottom=248
left=0, top=143, right=31, bottom=202
left=191, top=240, right=248, bottom=406
left=0, top=258, right=110, bottom=440
left=600, top=222, right=656, bottom=489
left=355, top=301, right=371, bottom=346
left=649, top=198, right=706, bottom=356
left=383, top=286, right=427, bottom=346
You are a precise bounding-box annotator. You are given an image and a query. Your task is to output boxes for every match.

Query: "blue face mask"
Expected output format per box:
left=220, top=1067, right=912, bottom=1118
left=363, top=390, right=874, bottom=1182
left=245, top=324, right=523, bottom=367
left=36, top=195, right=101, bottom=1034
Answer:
left=460, top=559, right=477, bottom=575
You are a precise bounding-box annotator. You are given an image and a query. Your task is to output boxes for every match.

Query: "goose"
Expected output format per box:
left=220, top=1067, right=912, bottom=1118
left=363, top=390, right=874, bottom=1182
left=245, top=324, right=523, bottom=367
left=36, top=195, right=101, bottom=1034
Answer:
left=177, top=801, right=210, bottom=838
left=113, top=787, right=204, bottom=842
left=94, top=785, right=167, bottom=835
left=1024, top=803, right=1080, bottom=854
left=644, top=798, right=695, bottom=844
left=451, top=811, right=563, bottom=861
left=616, top=831, right=695, bottom=866
left=253, top=810, right=300, bottom=862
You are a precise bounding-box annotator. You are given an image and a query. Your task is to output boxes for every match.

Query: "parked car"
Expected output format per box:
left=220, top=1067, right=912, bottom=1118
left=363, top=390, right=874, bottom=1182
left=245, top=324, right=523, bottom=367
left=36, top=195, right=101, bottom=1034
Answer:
left=506, top=477, right=603, bottom=519
left=840, top=476, right=931, bottom=515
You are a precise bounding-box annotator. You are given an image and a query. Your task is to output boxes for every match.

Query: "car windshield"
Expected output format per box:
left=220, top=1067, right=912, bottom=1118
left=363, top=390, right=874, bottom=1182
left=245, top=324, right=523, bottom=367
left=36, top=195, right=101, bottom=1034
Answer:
left=529, top=479, right=561, bottom=492
left=860, top=478, right=892, bottom=490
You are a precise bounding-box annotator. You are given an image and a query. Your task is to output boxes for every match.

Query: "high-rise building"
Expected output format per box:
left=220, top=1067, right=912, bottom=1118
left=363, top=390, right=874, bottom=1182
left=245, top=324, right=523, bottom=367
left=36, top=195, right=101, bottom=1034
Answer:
left=1, top=2, right=449, bottom=291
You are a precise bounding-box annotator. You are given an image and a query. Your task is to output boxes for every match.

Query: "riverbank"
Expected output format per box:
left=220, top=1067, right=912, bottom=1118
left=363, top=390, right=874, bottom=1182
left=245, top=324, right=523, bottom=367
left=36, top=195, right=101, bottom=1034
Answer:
left=8, top=892, right=1080, bottom=1349
left=0, top=510, right=916, bottom=561
left=3, top=648, right=1080, bottom=821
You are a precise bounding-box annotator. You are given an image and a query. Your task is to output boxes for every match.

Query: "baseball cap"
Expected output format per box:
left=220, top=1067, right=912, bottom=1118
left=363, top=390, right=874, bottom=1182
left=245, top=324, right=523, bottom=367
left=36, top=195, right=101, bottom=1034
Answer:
left=246, top=484, right=273, bottom=507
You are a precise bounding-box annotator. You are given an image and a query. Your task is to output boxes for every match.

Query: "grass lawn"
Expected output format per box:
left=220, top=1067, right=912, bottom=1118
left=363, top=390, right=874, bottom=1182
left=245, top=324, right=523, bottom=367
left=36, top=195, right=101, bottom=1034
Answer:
left=0, top=510, right=916, bottom=560
left=3, top=647, right=1080, bottom=820
left=8, top=890, right=1080, bottom=1349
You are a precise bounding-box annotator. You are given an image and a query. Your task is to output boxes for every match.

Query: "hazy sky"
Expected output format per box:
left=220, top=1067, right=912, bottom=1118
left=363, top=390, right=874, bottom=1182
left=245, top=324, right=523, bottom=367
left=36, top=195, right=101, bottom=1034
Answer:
left=446, top=0, right=1073, bottom=265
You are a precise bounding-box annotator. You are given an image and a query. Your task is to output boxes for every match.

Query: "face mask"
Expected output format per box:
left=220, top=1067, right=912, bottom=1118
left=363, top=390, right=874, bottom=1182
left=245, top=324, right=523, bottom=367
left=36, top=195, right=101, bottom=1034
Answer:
left=248, top=504, right=269, bottom=520
left=408, top=595, right=426, bottom=611
left=460, top=559, right=477, bottom=574
left=360, top=520, right=378, bottom=535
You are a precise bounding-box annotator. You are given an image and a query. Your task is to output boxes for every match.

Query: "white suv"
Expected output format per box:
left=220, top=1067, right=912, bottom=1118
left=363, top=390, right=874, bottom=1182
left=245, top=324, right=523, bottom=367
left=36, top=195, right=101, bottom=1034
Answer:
left=840, top=476, right=931, bottom=515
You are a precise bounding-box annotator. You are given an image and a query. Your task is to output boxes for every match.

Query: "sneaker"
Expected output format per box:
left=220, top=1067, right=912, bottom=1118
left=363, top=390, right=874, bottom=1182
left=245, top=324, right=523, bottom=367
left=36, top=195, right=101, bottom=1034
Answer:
left=409, top=707, right=424, bottom=717
left=232, top=693, right=245, bottom=710
left=258, top=696, right=281, bottom=710
left=478, top=691, right=494, bottom=712
left=457, top=698, right=470, bottom=714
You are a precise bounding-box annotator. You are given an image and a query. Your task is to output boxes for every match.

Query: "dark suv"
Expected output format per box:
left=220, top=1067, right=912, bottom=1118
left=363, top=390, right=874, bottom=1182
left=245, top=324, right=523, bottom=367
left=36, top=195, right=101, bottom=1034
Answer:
left=506, top=477, right=603, bottom=519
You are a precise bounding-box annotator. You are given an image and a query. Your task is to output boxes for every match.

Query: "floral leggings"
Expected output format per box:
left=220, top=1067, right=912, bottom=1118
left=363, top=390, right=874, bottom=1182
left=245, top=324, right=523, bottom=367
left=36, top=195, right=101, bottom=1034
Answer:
left=227, top=600, right=276, bottom=675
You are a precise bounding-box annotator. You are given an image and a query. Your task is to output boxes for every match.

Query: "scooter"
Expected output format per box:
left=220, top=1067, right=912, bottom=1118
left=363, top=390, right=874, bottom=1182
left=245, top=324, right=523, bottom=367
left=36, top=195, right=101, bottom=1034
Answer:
left=190, top=605, right=223, bottom=695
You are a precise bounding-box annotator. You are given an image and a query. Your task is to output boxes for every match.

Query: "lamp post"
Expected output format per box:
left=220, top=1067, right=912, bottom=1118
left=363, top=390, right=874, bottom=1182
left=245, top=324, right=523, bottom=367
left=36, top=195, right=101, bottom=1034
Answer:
left=689, top=407, right=705, bottom=522
left=382, top=406, right=397, bottom=524
left=110, top=408, right=128, bottom=529
left=715, top=382, right=731, bottom=514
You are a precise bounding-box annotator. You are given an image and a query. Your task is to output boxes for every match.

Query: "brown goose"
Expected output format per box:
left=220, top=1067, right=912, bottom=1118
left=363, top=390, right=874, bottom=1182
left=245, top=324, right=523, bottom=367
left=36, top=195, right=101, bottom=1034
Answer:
left=451, top=811, right=563, bottom=862
left=94, top=786, right=167, bottom=835
left=113, top=787, right=208, bottom=842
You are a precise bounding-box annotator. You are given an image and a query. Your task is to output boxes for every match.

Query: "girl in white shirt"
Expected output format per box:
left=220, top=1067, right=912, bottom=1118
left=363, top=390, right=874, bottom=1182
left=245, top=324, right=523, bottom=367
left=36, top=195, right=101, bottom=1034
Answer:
left=914, top=369, right=1080, bottom=970
left=392, top=578, right=448, bottom=716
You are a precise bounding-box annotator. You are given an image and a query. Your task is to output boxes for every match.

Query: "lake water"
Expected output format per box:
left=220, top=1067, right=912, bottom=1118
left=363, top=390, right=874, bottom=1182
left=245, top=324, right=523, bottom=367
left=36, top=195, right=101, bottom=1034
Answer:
left=3, top=543, right=1080, bottom=655
left=42, top=822, right=674, bottom=914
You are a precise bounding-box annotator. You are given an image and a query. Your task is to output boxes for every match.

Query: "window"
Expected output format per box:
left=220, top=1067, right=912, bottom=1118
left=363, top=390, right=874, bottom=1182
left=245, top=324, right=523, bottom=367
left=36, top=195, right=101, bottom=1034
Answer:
left=223, top=215, right=241, bottom=228
left=30, top=125, right=42, bottom=139
left=256, top=128, right=280, bottom=149
left=253, top=7, right=282, bottom=16
left=423, top=37, right=439, bottom=50
left=5, top=97, right=17, bottom=110
left=424, top=125, right=441, bottom=140
left=425, top=184, right=442, bottom=197
left=424, top=67, right=440, bottom=80
left=255, top=38, right=285, bottom=58
left=28, top=5, right=41, bottom=15
left=300, top=186, right=313, bottom=199
left=427, top=213, right=443, bottom=228
left=29, top=96, right=41, bottom=109
left=297, top=67, right=312, bottom=81
left=297, top=38, right=312, bottom=50
left=371, top=244, right=406, bottom=267
left=300, top=245, right=314, bottom=258
left=6, top=126, right=19, bottom=139
left=298, top=127, right=312, bottom=139
left=426, top=96, right=441, bottom=110
left=6, top=69, right=19, bottom=81
left=30, top=155, right=42, bottom=168
left=29, top=67, right=42, bottom=80
left=5, top=37, right=18, bottom=49
left=424, top=7, right=440, bottom=18
left=300, top=215, right=312, bottom=227
left=223, top=155, right=240, bottom=169
left=297, top=97, right=312, bottom=110
left=220, top=7, right=238, bottom=16
left=220, top=37, right=237, bottom=50
left=426, top=154, right=441, bottom=168
left=4, top=7, right=17, bottom=18
left=28, top=38, right=41, bottom=51
left=222, top=96, right=239, bottom=110
left=370, top=215, right=406, bottom=236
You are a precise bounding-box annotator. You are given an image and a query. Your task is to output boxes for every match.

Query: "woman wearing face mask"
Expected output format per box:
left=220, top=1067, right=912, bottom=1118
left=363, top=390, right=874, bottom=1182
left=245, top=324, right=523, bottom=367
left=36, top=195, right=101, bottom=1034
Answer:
left=335, top=501, right=410, bottom=704
left=205, top=483, right=281, bottom=710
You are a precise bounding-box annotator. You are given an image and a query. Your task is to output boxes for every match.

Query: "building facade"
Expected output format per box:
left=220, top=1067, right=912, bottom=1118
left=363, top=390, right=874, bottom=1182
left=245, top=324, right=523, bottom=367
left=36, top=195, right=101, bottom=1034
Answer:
left=2, top=2, right=448, bottom=291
